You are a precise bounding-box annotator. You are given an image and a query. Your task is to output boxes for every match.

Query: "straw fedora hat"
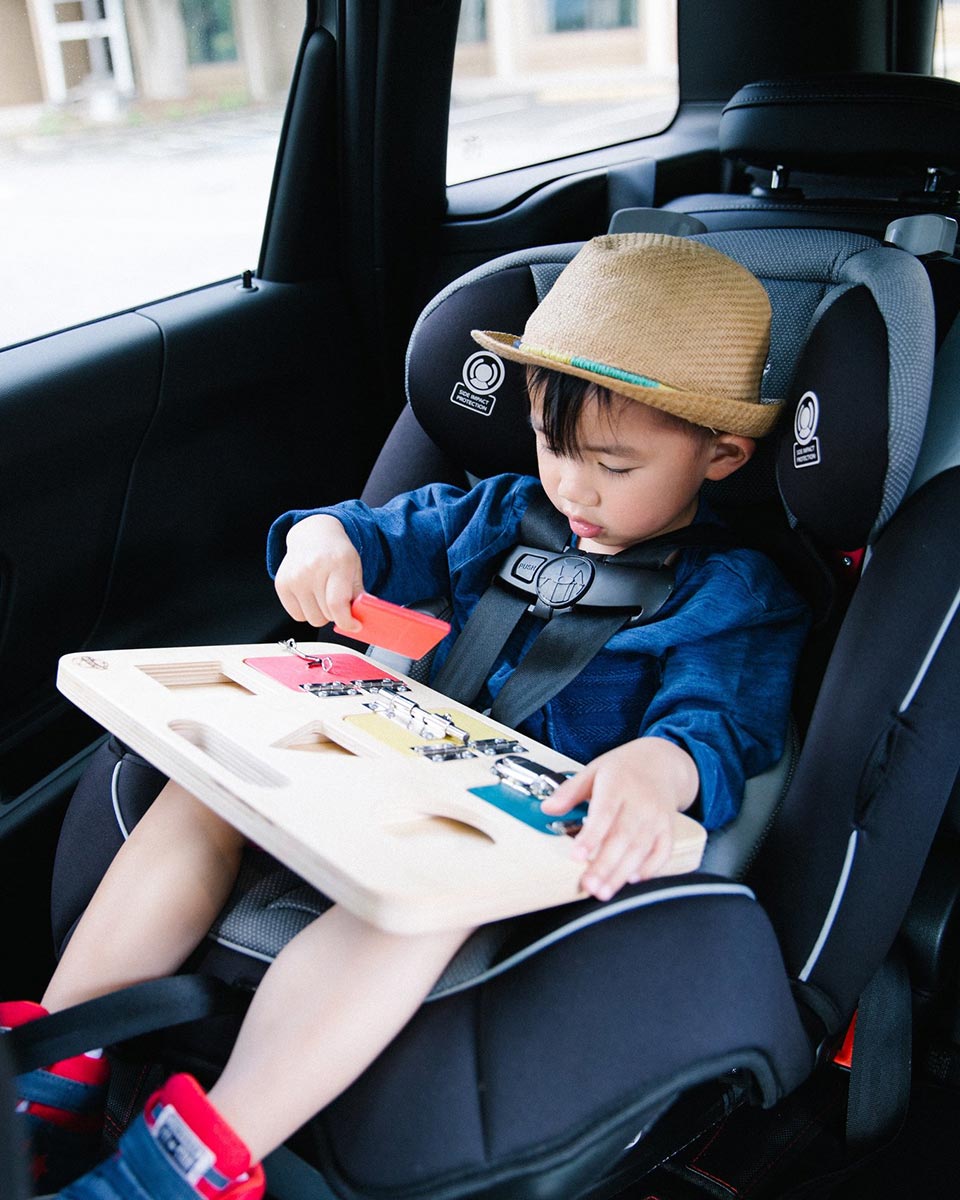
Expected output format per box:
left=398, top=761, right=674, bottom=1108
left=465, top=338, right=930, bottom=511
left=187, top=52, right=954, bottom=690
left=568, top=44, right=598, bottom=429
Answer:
left=471, top=233, right=780, bottom=438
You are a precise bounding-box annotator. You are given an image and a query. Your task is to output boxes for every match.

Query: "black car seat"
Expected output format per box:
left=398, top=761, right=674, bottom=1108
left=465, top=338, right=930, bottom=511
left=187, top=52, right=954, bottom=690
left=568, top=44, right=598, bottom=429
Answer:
left=27, top=214, right=959, bottom=1200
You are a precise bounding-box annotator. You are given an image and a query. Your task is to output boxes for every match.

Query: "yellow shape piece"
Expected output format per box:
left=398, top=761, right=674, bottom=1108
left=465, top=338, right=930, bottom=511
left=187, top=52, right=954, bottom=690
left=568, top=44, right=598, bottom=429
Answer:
left=343, top=709, right=507, bottom=756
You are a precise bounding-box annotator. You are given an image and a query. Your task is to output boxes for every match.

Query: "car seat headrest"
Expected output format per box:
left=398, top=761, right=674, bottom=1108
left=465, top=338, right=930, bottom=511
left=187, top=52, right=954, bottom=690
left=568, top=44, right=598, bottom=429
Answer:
left=722, top=73, right=960, bottom=178
left=774, top=242, right=935, bottom=547
left=406, top=246, right=580, bottom=480
left=405, top=229, right=935, bottom=549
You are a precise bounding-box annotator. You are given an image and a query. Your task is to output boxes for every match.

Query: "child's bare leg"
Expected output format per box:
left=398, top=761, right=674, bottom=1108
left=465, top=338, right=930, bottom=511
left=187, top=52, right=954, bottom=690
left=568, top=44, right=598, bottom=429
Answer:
left=42, top=779, right=244, bottom=1013
left=208, top=906, right=472, bottom=1164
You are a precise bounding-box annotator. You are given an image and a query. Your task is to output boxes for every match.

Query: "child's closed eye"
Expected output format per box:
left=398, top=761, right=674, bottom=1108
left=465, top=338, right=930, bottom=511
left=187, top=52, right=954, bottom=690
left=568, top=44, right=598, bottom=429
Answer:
left=599, top=463, right=634, bottom=475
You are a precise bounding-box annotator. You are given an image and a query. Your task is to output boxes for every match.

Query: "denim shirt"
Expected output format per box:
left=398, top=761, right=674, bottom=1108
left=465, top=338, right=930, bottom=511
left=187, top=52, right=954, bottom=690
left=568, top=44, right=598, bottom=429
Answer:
left=267, top=474, right=810, bottom=830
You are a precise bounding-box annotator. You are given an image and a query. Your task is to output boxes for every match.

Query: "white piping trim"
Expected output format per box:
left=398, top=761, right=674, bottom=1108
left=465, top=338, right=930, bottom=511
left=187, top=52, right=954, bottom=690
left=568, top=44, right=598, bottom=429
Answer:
left=209, top=934, right=275, bottom=964
left=429, top=882, right=756, bottom=1000
left=899, top=582, right=960, bottom=712
left=111, top=760, right=131, bottom=840
left=798, top=829, right=858, bottom=982
left=206, top=885, right=758, bottom=979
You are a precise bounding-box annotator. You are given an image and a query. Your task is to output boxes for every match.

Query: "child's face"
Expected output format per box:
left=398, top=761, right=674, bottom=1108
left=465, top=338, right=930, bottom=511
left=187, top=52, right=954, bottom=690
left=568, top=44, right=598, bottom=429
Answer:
left=531, top=390, right=752, bottom=555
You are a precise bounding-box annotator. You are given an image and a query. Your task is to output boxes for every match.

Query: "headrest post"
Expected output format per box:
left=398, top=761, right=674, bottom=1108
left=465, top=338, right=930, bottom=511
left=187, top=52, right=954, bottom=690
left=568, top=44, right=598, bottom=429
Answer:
left=770, top=164, right=790, bottom=191
left=924, top=167, right=945, bottom=194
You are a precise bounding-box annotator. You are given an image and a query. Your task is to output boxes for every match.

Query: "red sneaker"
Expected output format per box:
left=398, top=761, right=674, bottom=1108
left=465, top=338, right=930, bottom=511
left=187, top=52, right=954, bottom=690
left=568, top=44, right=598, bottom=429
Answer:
left=141, top=1074, right=265, bottom=1199
left=0, top=999, right=110, bottom=1190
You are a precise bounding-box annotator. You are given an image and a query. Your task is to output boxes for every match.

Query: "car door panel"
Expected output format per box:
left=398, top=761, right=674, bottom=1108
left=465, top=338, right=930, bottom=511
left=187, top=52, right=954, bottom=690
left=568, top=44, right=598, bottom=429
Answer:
left=0, top=277, right=371, bottom=803
left=0, top=316, right=163, bottom=752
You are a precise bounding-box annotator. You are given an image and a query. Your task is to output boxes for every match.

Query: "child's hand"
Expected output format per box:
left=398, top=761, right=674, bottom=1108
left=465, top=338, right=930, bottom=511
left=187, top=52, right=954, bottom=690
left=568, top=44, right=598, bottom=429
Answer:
left=274, top=515, right=364, bottom=632
left=540, top=738, right=699, bottom=901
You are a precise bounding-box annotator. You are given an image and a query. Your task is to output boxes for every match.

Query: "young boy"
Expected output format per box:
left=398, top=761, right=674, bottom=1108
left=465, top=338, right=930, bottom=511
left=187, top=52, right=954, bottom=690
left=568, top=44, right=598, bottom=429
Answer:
left=4, top=234, right=808, bottom=1199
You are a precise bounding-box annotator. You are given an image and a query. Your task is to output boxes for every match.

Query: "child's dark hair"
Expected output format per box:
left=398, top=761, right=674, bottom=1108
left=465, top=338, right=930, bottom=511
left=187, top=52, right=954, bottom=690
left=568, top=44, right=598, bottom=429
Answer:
left=527, top=364, right=714, bottom=456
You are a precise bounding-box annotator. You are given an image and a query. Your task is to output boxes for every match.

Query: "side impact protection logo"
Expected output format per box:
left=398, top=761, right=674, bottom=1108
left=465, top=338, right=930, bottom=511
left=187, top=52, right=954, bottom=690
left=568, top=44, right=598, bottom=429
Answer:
left=793, top=390, right=821, bottom=468
left=450, top=350, right=505, bottom=416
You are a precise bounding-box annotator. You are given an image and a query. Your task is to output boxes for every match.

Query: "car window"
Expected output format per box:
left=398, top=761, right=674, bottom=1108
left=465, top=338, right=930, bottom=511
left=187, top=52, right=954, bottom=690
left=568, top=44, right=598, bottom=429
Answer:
left=448, top=0, right=679, bottom=185
left=934, top=0, right=960, bottom=77
left=0, top=0, right=303, bottom=350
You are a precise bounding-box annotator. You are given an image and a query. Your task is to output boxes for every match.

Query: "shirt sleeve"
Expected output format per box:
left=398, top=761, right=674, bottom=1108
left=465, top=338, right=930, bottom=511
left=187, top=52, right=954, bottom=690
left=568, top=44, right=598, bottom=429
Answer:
left=265, top=475, right=529, bottom=607
left=639, top=552, right=810, bottom=830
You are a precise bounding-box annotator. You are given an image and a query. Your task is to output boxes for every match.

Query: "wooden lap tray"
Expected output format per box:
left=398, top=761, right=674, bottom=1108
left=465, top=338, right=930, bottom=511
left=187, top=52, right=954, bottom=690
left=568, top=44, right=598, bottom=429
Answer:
left=57, top=643, right=706, bottom=933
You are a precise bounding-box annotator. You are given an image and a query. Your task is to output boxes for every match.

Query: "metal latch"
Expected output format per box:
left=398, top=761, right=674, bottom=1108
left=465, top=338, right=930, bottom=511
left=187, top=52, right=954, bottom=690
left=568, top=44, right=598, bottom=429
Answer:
left=491, top=754, right=570, bottom=798
left=301, top=679, right=410, bottom=698
left=471, top=737, right=525, bottom=755
left=413, top=735, right=525, bottom=763
left=361, top=687, right=471, bottom=744
left=413, top=743, right=477, bottom=762
left=490, top=755, right=583, bottom=835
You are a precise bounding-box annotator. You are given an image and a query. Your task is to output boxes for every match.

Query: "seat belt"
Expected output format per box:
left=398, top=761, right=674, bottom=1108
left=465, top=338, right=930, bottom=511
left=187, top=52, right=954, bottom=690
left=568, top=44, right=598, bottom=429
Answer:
left=774, top=947, right=913, bottom=1199
left=5, top=977, right=250, bottom=1076
left=432, top=487, right=739, bottom=728
left=844, top=946, right=912, bottom=1154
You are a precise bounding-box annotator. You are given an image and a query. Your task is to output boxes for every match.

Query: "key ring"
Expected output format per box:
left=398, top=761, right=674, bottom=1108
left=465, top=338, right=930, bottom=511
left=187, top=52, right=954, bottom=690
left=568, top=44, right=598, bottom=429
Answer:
left=278, top=639, right=333, bottom=671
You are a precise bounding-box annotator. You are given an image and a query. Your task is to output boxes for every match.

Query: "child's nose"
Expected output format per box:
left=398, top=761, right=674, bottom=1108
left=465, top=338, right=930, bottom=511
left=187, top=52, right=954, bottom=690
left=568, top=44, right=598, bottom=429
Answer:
left=557, top=466, right=600, bottom=508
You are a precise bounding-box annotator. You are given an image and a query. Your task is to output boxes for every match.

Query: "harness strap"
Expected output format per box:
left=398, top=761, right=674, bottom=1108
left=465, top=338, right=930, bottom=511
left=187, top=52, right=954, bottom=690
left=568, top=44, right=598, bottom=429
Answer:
left=432, top=486, right=740, bottom=727
left=489, top=608, right=632, bottom=728
left=430, top=582, right=529, bottom=705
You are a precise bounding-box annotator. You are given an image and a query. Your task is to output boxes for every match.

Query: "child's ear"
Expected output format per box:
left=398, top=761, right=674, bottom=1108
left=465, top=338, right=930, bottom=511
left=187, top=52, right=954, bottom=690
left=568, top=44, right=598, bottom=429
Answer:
left=704, top=434, right=755, bottom=481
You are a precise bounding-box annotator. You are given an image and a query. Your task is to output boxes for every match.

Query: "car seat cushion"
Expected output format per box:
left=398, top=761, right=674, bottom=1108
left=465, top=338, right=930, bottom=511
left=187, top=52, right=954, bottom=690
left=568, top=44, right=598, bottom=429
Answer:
left=305, top=886, right=813, bottom=1199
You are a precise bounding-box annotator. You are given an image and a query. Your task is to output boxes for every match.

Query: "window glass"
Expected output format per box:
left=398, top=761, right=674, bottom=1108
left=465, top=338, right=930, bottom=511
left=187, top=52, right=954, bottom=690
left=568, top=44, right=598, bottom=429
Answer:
left=935, top=0, right=960, bottom=78
left=0, top=0, right=303, bottom=349
left=448, top=0, right=678, bottom=185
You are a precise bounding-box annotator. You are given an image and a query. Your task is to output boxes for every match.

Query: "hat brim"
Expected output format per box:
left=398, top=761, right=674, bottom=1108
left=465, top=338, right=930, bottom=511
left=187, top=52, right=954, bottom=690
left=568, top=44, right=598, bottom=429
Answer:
left=471, top=329, right=782, bottom=438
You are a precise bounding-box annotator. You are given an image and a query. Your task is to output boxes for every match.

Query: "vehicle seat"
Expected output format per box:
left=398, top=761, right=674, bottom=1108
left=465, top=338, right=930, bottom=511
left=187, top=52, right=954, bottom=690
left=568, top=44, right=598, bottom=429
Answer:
left=661, top=73, right=960, bottom=243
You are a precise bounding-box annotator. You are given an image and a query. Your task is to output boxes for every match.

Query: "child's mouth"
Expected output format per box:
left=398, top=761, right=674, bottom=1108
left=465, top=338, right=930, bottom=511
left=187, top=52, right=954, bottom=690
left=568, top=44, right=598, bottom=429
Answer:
left=568, top=517, right=603, bottom=540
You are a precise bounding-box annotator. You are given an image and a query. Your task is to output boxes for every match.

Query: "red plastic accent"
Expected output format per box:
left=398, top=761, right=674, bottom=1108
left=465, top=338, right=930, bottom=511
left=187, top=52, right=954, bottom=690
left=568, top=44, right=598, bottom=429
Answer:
left=335, top=592, right=451, bottom=658
left=833, top=1011, right=857, bottom=1069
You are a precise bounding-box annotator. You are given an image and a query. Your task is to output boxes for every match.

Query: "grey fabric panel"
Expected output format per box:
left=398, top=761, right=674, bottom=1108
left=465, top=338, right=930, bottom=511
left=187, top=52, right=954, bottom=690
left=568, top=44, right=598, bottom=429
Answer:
left=208, top=849, right=333, bottom=961
left=908, top=313, right=960, bottom=497
left=529, top=261, right=566, bottom=302
left=698, top=229, right=934, bottom=539
left=697, top=228, right=880, bottom=404
left=696, top=227, right=879, bottom=281
left=206, top=847, right=510, bottom=993
left=696, top=230, right=879, bottom=510
left=701, top=725, right=798, bottom=879
left=838, top=246, right=935, bottom=536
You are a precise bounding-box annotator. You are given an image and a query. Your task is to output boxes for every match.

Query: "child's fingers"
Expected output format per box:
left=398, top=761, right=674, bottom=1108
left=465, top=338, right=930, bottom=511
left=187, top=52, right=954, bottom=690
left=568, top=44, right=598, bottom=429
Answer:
left=580, top=808, right=674, bottom=898
left=581, top=830, right=637, bottom=900
left=275, top=577, right=324, bottom=627
left=540, top=766, right=594, bottom=814
left=325, top=571, right=362, bottom=632
left=570, top=797, right=617, bottom=862
left=581, top=817, right=658, bottom=896
left=274, top=580, right=307, bottom=624
left=626, top=830, right=672, bottom=885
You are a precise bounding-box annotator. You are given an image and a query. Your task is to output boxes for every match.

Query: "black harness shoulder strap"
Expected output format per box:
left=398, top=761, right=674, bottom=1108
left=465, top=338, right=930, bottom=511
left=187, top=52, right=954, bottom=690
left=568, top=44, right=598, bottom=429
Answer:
left=432, top=486, right=740, bottom=728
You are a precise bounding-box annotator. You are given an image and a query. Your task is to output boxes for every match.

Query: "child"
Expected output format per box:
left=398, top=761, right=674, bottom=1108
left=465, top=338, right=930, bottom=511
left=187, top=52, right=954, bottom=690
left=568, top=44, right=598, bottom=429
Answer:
left=4, top=234, right=808, bottom=1199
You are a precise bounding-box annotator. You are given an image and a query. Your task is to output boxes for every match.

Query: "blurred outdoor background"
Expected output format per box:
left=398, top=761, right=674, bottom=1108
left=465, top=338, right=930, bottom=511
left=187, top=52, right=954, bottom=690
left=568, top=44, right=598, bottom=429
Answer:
left=2, top=1, right=959, bottom=349
left=0, top=1, right=681, bottom=347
